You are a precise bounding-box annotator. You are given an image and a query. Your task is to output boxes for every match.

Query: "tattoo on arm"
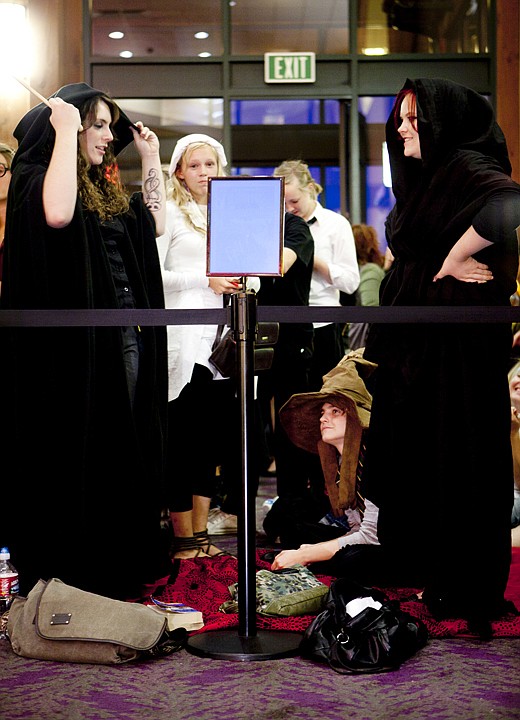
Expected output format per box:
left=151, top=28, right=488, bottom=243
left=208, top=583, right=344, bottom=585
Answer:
left=144, top=168, right=162, bottom=212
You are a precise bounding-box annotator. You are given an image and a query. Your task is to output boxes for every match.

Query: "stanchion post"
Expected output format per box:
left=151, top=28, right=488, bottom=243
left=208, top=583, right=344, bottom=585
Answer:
left=186, top=282, right=303, bottom=660
left=233, top=284, right=258, bottom=637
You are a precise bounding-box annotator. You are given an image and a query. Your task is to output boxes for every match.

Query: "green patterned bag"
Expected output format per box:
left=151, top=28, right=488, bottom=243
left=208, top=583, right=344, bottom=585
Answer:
left=219, top=565, right=329, bottom=617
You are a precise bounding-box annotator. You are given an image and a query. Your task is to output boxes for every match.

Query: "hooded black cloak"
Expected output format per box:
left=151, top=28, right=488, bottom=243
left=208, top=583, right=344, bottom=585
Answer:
left=363, top=78, right=520, bottom=623
left=0, top=83, right=169, bottom=599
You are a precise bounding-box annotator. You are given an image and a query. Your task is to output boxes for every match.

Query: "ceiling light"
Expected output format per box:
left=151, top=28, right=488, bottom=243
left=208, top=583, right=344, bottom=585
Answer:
left=119, top=50, right=134, bottom=59
left=194, top=32, right=209, bottom=40
left=109, top=31, right=124, bottom=40
left=363, top=47, right=388, bottom=56
left=198, top=52, right=211, bottom=58
left=0, top=2, right=32, bottom=84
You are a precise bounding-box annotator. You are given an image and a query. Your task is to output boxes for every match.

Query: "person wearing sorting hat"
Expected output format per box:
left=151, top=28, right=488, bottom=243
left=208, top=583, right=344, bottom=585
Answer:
left=265, top=349, right=380, bottom=571
left=0, top=83, right=169, bottom=599
left=268, top=350, right=429, bottom=588
left=156, top=133, right=260, bottom=559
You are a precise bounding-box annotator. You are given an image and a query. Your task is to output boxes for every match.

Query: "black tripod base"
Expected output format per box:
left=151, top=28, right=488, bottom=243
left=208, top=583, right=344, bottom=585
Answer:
left=186, top=629, right=302, bottom=662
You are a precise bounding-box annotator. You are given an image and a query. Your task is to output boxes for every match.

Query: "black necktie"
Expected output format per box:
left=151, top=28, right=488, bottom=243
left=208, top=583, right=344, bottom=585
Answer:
left=307, top=217, right=317, bottom=226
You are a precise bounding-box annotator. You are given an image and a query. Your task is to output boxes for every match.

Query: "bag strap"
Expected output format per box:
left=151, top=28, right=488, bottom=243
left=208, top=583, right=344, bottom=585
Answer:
left=212, top=294, right=230, bottom=350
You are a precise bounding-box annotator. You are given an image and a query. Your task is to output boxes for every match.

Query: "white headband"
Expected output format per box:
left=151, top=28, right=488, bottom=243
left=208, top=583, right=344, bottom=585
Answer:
left=168, top=133, right=228, bottom=177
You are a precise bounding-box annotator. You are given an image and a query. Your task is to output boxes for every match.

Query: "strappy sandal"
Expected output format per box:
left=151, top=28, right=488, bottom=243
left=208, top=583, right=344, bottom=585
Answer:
left=170, top=535, right=207, bottom=559
left=194, top=529, right=235, bottom=558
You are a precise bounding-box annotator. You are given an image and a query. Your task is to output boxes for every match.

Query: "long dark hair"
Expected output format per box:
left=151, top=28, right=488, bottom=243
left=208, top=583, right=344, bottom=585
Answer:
left=77, top=95, right=129, bottom=221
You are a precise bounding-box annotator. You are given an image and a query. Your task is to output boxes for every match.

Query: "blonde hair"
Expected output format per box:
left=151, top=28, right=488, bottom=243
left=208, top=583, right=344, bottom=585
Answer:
left=509, top=360, right=520, bottom=384
left=273, top=159, right=322, bottom=201
left=166, top=142, right=227, bottom=234
left=0, top=142, right=16, bottom=166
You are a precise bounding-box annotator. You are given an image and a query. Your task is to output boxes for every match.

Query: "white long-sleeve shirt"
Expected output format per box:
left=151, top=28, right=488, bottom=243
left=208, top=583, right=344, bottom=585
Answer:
left=156, top=201, right=259, bottom=401
left=306, top=202, right=360, bottom=328
left=337, top=499, right=380, bottom=547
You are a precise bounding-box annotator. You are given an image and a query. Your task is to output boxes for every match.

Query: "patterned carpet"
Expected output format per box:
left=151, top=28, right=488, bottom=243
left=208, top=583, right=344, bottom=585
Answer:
left=1, top=625, right=519, bottom=720
left=2, top=550, right=518, bottom=720
left=1, top=474, right=519, bottom=720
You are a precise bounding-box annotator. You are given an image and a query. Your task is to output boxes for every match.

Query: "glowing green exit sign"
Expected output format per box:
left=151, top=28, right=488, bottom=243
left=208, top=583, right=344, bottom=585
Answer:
left=264, top=52, right=316, bottom=83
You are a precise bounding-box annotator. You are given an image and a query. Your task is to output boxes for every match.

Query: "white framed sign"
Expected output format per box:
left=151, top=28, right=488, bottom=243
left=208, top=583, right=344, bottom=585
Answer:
left=207, top=176, right=284, bottom=277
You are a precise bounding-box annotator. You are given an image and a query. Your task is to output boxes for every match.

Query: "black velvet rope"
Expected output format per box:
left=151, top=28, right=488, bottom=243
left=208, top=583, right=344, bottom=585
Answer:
left=0, top=305, right=520, bottom=327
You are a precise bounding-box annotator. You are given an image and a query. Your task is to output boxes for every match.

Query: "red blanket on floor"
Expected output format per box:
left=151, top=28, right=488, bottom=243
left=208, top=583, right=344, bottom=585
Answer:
left=144, top=547, right=520, bottom=638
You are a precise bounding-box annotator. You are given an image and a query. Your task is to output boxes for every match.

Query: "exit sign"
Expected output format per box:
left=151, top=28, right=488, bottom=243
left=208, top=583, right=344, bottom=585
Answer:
left=264, top=52, right=316, bottom=83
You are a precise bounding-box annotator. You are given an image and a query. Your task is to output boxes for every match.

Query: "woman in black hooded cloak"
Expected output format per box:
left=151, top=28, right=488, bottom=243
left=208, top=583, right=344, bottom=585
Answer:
left=362, top=78, right=520, bottom=632
left=0, top=83, right=169, bottom=599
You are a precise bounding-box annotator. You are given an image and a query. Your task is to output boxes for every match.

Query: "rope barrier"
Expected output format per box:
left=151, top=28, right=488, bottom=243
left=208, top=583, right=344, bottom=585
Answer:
left=1, top=305, right=520, bottom=327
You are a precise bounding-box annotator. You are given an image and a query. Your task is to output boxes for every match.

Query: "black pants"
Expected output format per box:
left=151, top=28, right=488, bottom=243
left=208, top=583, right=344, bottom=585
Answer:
left=257, top=340, right=314, bottom=498
left=166, top=365, right=241, bottom=512
left=215, top=399, right=262, bottom=515
left=263, top=493, right=339, bottom=546
left=316, top=544, right=428, bottom=589
left=308, top=322, right=345, bottom=391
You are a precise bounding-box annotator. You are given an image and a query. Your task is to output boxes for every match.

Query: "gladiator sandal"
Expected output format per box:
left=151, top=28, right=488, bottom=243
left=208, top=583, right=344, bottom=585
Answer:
left=194, top=529, right=233, bottom=557
left=170, top=535, right=206, bottom=559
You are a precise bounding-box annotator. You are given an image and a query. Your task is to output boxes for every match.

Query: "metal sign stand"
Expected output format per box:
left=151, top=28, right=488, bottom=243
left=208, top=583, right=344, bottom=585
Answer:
left=186, top=285, right=302, bottom=660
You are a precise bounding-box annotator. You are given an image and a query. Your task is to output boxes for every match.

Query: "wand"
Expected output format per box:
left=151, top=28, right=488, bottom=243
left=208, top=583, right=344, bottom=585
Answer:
left=12, top=75, right=50, bottom=107
left=13, top=76, right=84, bottom=131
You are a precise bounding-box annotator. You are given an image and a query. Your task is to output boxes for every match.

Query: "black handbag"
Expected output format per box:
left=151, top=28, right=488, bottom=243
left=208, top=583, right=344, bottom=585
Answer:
left=209, top=320, right=280, bottom=378
left=300, top=577, right=428, bottom=674
left=209, top=327, right=236, bottom=378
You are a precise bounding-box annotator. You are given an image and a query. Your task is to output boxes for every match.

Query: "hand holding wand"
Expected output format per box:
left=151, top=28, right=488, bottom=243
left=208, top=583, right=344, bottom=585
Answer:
left=12, top=76, right=84, bottom=131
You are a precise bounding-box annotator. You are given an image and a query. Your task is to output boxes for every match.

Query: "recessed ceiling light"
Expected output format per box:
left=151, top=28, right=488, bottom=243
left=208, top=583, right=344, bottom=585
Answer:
left=194, top=32, right=209, bottom=40
left=119, top=50, right=134, bottom=59
left=109, top=31, right=124, bottom=40
left=198, top=52, right=211, bottom=58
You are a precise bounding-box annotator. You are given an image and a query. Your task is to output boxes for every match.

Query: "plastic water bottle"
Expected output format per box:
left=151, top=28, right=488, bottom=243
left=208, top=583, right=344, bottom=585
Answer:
left=0, top=547, right=19, bottom=639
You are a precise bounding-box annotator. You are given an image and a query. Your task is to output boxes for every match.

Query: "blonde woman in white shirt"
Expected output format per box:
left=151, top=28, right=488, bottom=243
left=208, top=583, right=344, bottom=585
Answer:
left=157, top=133, right=259, bottom=559
left=273, top=160, right=360, bottom=390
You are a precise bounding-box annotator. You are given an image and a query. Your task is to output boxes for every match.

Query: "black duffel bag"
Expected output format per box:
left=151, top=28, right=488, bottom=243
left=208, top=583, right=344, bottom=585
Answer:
left=300, top=577, right=428, bottom=674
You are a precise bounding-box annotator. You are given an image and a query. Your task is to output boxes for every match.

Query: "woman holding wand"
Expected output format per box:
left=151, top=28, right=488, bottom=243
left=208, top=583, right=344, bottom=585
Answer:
left=1, top=83, right=169, bottom=600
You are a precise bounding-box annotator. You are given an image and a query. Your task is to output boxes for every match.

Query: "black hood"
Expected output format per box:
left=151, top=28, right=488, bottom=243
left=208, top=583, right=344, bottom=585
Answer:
left=12, top=82, right=135, bottom=170
left=386, top=78, right=512, bottom=205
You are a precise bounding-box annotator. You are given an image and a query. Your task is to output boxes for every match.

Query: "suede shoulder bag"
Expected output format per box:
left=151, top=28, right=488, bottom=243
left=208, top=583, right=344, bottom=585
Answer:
left=7, top=578, right=188, bottom=665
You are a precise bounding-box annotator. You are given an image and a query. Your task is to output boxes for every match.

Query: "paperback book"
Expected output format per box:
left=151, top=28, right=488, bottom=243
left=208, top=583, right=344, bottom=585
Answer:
left=146, top=597, right=204, bottom=631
